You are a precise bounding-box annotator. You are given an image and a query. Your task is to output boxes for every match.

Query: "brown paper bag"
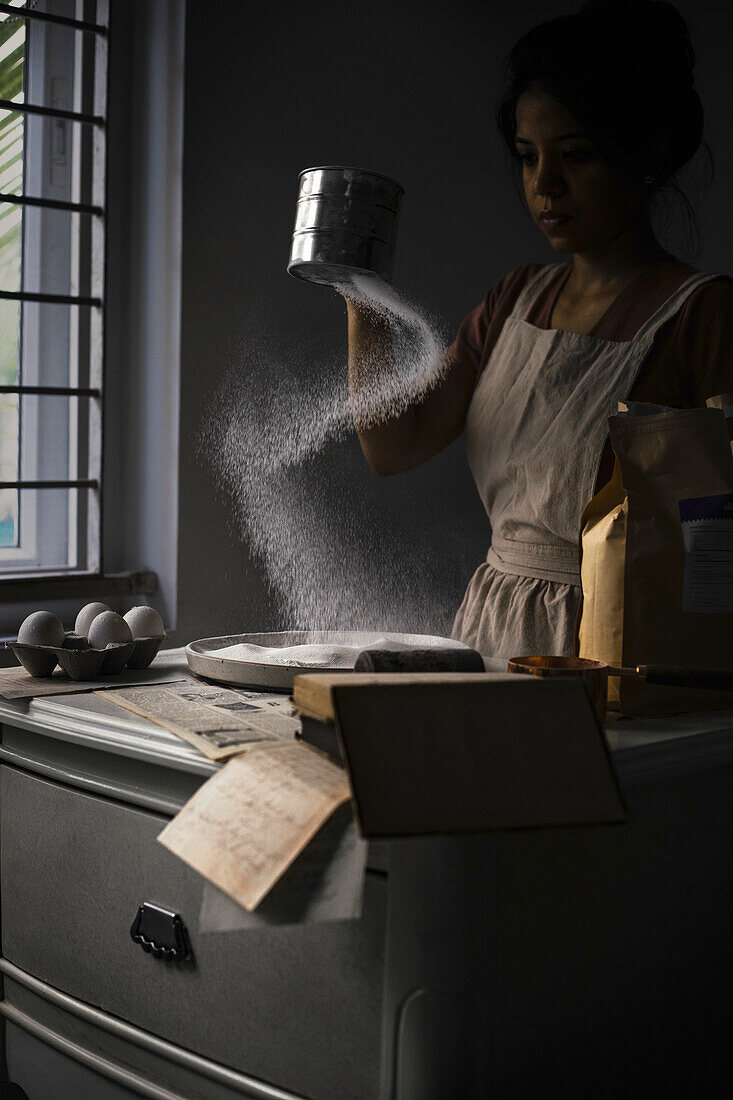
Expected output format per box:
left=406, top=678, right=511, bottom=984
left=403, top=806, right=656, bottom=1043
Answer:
left=577, top=404, right=733, bottom=716
left=706, top=392, right=733, bottom=445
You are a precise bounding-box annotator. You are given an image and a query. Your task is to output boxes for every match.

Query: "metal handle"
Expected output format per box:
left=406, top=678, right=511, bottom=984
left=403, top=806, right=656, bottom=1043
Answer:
left=130, top=902, right=193, bottom=964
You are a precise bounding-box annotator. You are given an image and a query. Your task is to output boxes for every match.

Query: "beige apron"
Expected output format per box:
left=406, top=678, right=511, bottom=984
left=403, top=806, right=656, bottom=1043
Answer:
left=453, top=263, right=720, bottom=670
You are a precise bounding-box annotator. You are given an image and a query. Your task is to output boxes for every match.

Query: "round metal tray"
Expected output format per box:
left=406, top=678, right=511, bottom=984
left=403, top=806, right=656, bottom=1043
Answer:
left=185, top=630, right=468, bottom=692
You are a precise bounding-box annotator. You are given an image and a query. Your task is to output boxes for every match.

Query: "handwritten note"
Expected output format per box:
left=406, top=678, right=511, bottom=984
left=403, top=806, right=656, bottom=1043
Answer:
left=198, top=804, right=367, bottom=929
left=157, top=742, right=351, bottom=911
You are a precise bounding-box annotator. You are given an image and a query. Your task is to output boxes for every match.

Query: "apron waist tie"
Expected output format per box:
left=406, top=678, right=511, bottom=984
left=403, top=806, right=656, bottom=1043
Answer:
left=488, top=535, right=581, bottom=586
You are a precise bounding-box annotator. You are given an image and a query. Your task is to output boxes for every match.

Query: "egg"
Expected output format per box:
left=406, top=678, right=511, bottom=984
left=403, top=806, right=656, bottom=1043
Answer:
left=88, top=611, right=133, bottom=649
left=18, top=610, right=65, bottom=648
left=123, top=606, right=165, bottom=640
left=75, top=601, right=111, bottom=639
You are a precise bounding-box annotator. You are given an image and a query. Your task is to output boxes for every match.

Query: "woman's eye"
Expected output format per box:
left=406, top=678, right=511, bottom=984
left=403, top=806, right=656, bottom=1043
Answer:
left=516, top=150, right=592, bottom=167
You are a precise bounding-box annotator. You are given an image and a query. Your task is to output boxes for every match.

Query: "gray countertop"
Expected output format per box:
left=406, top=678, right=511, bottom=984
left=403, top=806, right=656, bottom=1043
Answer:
left=1, top=650, right=732, bottom=790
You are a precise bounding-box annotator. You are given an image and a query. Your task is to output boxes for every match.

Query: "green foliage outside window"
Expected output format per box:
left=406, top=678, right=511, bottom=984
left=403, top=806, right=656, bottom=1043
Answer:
left=0, top=6, right=24, bottom=546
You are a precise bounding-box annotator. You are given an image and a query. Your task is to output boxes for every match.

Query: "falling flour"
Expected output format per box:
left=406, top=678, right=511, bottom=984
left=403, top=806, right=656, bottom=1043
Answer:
left=200, top=275, right=487, bottom=634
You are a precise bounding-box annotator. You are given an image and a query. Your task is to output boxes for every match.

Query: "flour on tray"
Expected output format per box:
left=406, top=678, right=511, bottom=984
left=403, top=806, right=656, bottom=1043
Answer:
left=214, top=638, right=420, bottom=669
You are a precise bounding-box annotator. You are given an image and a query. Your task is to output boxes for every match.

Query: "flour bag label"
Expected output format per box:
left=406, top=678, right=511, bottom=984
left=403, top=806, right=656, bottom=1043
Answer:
left=679, top=493, right=733, bottom=612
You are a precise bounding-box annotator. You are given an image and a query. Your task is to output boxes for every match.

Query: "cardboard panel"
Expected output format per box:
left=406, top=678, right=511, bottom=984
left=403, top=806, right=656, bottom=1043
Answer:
left=331, top=678, right=626, bottom=837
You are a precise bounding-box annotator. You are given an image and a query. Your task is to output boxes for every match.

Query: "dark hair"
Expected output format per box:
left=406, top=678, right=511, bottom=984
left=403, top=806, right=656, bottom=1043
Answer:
left=496, top=0, right=713, bottom=259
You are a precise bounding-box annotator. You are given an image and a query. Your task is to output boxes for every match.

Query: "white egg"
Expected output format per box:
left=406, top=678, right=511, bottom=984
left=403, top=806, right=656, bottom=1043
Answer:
left=75, top=601, right=111, bottom=639
left=18, top=610, right=65, bottom=648
left=88, top=611, right=133, bottom=649
left=123, top=605, right=165, bottom=639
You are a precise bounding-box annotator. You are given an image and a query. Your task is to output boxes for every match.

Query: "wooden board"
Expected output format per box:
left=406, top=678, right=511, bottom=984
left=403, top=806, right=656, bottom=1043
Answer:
left=292, top=671, right=524, bottom=723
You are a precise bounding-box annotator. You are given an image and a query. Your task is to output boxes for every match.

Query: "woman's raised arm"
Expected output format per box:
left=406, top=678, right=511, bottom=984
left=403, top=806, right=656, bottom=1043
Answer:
left=346, top=298, right=477, bottom=475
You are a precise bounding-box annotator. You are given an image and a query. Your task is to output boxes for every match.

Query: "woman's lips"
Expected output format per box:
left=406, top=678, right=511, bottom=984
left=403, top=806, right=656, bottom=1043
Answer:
left=539, top=214, right=572, bottom=231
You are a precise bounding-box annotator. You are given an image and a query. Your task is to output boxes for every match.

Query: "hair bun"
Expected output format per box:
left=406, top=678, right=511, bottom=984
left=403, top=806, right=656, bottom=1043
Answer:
left=580, top=1, right=696, bottom=86
left=582, top=1, right=702, bottom=178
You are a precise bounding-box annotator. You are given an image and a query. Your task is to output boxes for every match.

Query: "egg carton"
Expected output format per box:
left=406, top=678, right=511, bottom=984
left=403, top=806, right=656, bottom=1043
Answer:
left=4, top=631, right=164, bottom=680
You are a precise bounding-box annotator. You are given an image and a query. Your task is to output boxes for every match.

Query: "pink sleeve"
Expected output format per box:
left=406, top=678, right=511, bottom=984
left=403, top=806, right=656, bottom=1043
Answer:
left=678, top=277, right=733, bottom=406
left=445, top=290, right=495, bottom=385
left=445, top=264, right=546, bottom=386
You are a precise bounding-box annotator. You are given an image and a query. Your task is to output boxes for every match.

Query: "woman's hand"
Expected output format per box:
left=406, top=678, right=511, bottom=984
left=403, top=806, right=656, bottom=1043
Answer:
left=345, top=296, right=477, bottom=475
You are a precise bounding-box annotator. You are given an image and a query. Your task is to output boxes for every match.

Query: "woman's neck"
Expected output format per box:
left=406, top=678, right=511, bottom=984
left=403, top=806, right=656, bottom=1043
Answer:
left=569, top=223, right=671, bottom=298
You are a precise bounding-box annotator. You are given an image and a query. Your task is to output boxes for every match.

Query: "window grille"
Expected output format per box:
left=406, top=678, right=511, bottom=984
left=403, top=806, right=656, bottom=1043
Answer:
left=0, top=0, right=108, bottom=582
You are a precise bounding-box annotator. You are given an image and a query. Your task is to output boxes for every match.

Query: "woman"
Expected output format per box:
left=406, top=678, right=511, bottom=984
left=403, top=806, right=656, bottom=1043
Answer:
left=346, top=0, right=733, bottom=668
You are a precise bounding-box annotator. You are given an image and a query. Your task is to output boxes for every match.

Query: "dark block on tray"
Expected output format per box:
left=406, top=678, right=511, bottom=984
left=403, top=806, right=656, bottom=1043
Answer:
left=354, top=646, right=485, bottom=674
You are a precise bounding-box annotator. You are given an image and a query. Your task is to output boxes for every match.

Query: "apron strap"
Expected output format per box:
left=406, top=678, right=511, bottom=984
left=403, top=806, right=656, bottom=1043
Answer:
left=628, top=272, right=724, bottom=343
left=510, top=263, right=566, bottom=320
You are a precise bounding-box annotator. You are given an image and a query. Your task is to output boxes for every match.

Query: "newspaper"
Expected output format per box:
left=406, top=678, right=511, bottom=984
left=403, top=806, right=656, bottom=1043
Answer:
left=198, top=804, right=366, bottom=929
left=0, top=655, right=188, bottom=700
left=96, top=680, right=300, bottom=760
left=158, top=742, right=352, bottom=911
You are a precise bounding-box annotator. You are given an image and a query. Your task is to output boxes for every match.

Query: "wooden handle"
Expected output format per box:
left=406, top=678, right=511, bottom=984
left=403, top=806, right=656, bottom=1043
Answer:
left=640, top=665, right=733, bottom=692
left=606, top=665, right=643, bottom=679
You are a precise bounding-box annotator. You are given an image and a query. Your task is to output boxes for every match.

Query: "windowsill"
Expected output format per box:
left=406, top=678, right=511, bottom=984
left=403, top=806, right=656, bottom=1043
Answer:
left=0, top=569, right=158, bottom=603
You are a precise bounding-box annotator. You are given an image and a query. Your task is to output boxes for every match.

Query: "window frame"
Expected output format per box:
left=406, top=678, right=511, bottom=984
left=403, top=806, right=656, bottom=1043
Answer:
left=0, top=0, right=185, bottom=637
left=0, top=0, right=105, bottom=578
left=10, top=0, right=91, bottom=572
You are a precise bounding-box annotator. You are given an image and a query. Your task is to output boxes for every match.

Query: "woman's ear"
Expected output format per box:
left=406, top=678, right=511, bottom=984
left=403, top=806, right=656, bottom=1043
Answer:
left=643, top=134, right=669, bottom=186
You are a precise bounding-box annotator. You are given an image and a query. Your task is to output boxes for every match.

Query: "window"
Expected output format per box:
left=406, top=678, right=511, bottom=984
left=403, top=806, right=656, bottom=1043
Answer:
left=0, top=0, right=183, bottom=638
left=0, top=0, right=106, bottom=576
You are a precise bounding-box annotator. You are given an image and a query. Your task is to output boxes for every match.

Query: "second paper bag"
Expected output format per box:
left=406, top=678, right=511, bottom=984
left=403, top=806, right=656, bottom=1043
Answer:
left=577, top=404, right=733, bottom=716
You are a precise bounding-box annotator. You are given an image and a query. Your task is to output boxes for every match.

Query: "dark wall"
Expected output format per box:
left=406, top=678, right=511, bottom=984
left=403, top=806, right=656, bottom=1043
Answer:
left=173, top=0, right=733, bottom=645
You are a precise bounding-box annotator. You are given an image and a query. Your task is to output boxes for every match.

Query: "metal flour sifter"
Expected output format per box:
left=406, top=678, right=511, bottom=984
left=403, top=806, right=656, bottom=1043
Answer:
left=287, top=165, right=404, bottom=287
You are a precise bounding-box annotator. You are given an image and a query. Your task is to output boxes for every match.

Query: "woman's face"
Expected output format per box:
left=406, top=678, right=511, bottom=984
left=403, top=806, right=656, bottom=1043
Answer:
left=514, top=89, right=645, bottom=255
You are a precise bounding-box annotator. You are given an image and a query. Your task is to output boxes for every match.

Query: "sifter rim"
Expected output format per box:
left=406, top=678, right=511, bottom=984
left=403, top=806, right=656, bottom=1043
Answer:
left=297, top=165, right=404, bottom=193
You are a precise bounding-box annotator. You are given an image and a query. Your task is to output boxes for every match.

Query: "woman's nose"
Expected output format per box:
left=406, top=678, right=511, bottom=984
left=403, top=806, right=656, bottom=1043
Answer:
left=535, top=158, right=566, bottom=197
